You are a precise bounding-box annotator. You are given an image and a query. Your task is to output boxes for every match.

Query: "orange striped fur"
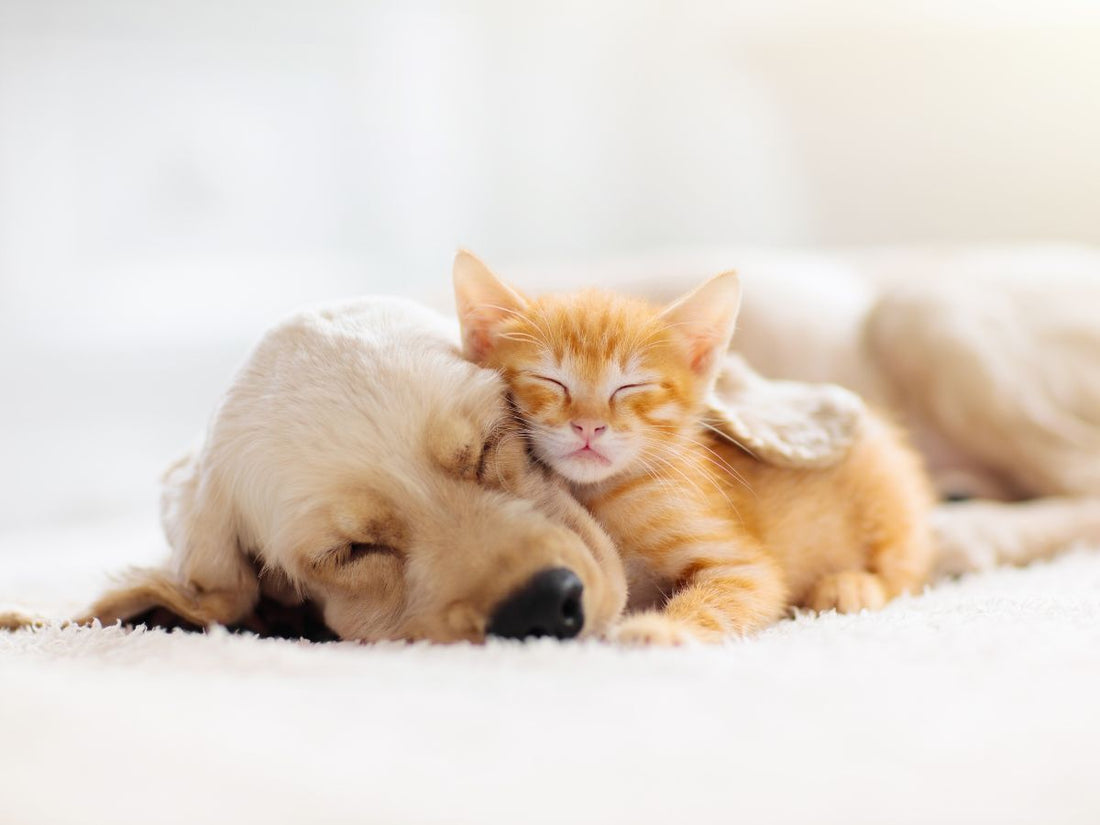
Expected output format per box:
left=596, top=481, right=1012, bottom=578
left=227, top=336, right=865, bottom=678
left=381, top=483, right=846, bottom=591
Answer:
left=454, top=252, right=935, bottom=644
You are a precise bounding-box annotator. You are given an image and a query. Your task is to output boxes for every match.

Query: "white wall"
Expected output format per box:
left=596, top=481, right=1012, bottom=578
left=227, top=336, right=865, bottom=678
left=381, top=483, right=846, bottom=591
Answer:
left=1, top=0, right=1098, bottom=532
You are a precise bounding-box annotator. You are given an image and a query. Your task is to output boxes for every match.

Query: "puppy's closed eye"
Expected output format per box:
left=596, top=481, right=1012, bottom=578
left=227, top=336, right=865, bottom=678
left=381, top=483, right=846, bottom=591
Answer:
left=331, top=542, right=402, bottom=566
left=349, top=542, right=400, bottom=559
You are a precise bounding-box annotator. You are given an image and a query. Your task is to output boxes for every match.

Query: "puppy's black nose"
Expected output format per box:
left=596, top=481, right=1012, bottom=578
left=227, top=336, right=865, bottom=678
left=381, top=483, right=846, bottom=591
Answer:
left=488, top=567, right=584, bottom=640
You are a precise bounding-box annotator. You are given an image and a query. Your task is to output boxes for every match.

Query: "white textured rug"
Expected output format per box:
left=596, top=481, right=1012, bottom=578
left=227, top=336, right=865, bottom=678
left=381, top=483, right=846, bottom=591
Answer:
left=3, top=526, right=1099, bottom=825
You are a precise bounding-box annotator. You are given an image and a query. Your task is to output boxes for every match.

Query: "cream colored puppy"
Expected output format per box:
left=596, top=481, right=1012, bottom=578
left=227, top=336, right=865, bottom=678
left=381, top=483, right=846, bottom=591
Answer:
left=72, top=297, right=628, bottom=642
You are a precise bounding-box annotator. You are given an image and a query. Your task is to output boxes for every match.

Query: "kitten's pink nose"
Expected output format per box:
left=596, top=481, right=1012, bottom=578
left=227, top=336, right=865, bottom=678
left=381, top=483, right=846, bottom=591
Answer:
left=571, top=420, right=607, bottom=443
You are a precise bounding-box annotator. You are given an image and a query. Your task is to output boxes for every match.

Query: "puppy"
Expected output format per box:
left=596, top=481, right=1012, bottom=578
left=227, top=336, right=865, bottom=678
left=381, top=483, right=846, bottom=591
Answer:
left=66, top=297, right=628, bottom=642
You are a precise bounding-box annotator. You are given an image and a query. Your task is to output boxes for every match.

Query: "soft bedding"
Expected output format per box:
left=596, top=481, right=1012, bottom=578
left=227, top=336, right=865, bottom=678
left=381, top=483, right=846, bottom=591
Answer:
left=2, top=518, right=1099, bottom=825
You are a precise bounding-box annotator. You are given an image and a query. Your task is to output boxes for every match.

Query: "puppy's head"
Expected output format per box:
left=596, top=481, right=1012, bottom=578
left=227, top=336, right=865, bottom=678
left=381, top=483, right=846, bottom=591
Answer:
left=84, top=298, right=625, bottom=642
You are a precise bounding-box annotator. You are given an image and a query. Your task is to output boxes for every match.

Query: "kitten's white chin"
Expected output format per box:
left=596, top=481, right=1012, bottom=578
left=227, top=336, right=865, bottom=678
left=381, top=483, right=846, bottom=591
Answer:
left=548, top=453, right=622, bottom=485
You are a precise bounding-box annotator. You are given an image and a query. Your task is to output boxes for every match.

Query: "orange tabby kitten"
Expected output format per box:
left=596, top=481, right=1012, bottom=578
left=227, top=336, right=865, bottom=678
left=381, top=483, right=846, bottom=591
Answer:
left=453, top=252, right=935, bottom=645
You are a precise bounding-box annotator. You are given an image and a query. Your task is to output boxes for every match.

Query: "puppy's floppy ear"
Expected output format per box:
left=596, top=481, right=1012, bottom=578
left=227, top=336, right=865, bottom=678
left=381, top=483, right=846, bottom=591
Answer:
left=452, top=249, right=529, bottom=362
left=660, top=270, right=742, bottom=387
left=75, top=566, right=247, bottom=630
left=79, top=449, right=260, bottom=629
left=703, top=353, right=865, bottom=469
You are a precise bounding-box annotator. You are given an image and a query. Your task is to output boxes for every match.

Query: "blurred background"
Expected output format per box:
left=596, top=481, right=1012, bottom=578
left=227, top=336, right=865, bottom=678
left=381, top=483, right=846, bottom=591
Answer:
left=1, top=1, right=1099, bottom=575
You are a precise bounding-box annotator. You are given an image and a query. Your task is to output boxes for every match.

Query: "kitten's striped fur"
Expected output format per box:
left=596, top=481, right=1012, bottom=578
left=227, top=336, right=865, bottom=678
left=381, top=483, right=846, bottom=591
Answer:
left=454, top=252, right=934, bottom=644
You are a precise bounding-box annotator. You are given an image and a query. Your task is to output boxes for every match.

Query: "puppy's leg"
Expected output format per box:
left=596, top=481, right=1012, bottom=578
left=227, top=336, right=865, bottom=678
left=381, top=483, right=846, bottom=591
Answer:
left=866, top=284, right=1100, bottom=498
left=932, top=496, right=1100, bottom=577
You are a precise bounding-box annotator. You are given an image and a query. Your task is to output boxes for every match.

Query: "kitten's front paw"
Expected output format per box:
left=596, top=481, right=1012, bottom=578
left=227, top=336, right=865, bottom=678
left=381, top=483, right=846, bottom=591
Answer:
left=612, top=612, right=695, bottom=647
left=808, top=571, right=887, bottom=614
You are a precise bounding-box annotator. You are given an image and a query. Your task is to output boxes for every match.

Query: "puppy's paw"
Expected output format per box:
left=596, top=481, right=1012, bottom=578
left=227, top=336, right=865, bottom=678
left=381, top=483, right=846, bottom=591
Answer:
left=0, top=610, right=46, bottom=631
left=808, top=571, right=887, bottom=614
left=612, top=612, right=695, bottom=647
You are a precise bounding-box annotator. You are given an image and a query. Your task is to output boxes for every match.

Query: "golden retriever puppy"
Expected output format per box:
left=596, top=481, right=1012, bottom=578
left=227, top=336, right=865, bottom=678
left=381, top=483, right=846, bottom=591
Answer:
left=73, top=297, right=628, bottom=642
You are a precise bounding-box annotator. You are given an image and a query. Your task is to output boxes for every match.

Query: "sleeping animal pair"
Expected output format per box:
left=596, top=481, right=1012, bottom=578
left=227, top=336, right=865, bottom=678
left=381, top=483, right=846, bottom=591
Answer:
left=3, top=254, right=936, bottom=644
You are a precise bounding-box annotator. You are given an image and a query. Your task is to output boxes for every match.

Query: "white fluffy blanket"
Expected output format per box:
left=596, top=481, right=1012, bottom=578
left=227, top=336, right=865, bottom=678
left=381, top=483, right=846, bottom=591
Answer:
left=3, top=519, right=1098, bottom=825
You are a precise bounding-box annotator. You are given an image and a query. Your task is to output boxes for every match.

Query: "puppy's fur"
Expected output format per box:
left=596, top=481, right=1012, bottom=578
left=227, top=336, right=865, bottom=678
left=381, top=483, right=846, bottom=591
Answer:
left=78, top=298, right=628, bottom=641
left=729, top=254, right=1100, bottom=574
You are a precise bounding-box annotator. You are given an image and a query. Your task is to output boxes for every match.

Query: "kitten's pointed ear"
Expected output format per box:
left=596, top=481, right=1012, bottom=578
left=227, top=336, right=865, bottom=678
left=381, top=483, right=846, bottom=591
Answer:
left=660, top=270, right=742, bottom=382
left=453, top=249, right=528, bottom=362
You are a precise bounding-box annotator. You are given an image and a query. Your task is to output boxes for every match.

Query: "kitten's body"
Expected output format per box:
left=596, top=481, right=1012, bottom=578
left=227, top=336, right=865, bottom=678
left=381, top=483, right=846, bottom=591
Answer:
left=455, top=252, right=934, bottom=643
left=580, top=412, right=931, bottom=636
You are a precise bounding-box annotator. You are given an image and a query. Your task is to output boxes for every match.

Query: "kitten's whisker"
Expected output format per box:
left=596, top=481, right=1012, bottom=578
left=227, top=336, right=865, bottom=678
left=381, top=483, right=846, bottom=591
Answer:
left=642, top=448, right=715, bottom=503
left=699, top=420, right=759, bottom=461
left=498, top=331, right=541, bottom=345
left=639, top=444, right=726, bottom=510
left=640, top=437, right=744, bottom=524
left=626, top=320, right=665, bottom=355
left=634, top=455, right=682, bottom=501
left=476, top=302, right=556, bottom=347
left=676, top=434, right=757, bottom=499
left=476, top=302, right=526, bottom=320
left=528, top=308, right=557, bottom=345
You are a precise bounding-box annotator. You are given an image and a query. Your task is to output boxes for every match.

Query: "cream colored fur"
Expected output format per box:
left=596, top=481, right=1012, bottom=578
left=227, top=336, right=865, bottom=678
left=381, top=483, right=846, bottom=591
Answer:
left=734, top=254, right=1100, bottom=574
left=66, top=297, right=629, bottom=641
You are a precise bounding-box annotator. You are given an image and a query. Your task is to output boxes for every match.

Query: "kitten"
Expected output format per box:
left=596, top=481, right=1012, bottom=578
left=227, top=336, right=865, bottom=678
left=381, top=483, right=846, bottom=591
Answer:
left=453, top=252, right=935, bottom=645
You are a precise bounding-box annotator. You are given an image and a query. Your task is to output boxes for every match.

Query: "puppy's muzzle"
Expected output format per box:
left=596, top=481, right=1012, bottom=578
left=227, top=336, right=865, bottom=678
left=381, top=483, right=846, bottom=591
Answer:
left=488, top=567, right=584, bottom=640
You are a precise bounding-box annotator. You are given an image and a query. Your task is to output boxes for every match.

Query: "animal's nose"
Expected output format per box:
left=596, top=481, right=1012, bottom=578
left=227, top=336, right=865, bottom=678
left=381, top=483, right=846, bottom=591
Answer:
left=488, top=567, right=585, bottom=640
left=570, top=420, right=607, bottom=441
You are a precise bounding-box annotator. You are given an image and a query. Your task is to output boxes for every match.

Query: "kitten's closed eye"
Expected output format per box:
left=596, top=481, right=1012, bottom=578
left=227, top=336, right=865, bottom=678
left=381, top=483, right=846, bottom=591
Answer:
left=611, top=382, right=657, bottom=402
left=530, top=375, right=570, bottom=397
